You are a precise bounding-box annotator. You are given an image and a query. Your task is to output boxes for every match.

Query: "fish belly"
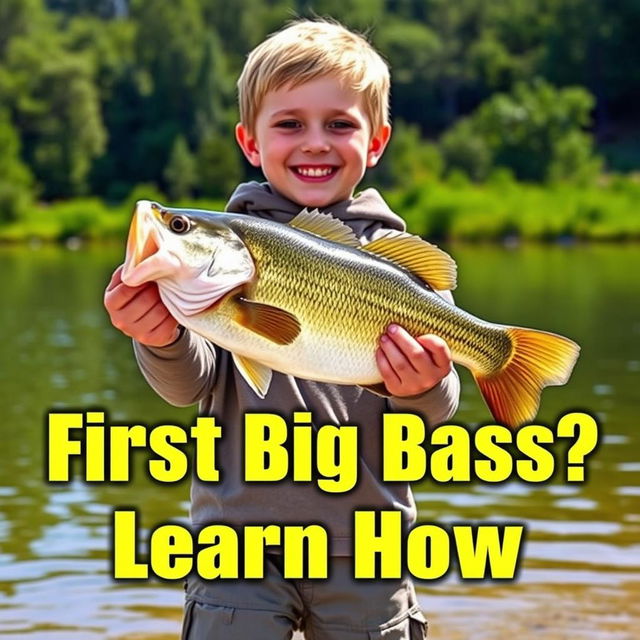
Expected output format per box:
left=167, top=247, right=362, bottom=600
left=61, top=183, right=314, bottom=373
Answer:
left=187, top=307, right=382, bottom=384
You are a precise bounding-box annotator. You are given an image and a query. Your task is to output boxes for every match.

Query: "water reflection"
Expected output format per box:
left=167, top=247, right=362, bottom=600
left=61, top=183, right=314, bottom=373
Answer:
left=0, top=244, right=638, bottom=638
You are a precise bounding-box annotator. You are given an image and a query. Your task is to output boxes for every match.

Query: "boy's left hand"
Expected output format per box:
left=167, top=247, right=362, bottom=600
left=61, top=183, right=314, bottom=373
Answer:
left=376, top=324, right=452, bottom=397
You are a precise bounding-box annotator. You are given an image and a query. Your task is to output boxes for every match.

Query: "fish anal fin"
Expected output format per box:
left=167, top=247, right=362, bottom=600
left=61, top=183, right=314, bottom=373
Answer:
left=235, top=297, right=301, bottom=345
left=232, top=353, right=272, bottom=398
left=290, top=208, right=360, bottom=247
left=361, top=382, right=391, bottom=397
left=474, top=328, right=580, bottom=428
left=364, top=233, right=457, bottom=291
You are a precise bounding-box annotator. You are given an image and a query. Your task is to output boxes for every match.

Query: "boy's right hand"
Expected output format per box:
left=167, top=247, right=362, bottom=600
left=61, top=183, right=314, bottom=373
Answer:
left=104, top=265, right=180, bottom=347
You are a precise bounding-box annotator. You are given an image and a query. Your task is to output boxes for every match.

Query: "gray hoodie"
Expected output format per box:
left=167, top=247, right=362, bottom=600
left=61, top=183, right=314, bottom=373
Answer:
left=133, top=182, right=460, bottom=555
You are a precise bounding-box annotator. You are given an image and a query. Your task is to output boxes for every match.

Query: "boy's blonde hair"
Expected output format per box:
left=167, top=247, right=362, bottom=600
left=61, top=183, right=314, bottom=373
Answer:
left=238, top=20, right=390, bottom=134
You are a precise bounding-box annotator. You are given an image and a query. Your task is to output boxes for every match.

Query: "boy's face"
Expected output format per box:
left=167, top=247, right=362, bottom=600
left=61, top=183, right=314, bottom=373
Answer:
left=236, top=77, right=391, bottom=208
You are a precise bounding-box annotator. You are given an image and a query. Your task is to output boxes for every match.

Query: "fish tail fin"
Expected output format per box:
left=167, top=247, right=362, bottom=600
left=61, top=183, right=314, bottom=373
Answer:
left=472, top=327, right=580, bottom=428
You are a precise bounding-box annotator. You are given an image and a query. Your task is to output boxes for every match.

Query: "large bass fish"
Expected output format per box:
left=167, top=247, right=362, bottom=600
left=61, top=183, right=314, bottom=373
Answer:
left=122, top=200, right=579, bottom=427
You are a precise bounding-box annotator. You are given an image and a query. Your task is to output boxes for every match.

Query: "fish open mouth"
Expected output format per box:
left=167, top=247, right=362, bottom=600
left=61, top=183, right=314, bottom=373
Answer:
left=121, top=200, right=179, bottom=286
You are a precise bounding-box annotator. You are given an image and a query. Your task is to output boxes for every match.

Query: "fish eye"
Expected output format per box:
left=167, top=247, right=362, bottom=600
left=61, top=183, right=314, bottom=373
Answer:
left=169, top=215, right=190, bottom=234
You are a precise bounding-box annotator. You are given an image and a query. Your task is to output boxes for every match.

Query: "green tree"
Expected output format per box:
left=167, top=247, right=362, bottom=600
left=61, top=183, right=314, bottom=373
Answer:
left=0, top=0, right=50, bottom=57
left=193, top=30, right=236, bottom=141
left=440, top=79, right=601, bottom=183
left=421, top=0, right=484, bottom=125
left=164, top=136, right=197, bottom=200
left=0, top=110, right=35, bottom=222
left=196, top=134, right=243, bottom=199
left=369, top=119, right=443, bottom=188
left=1, top=25, right=106, bottom=198
left=131, top=0, right=206, bottom=116
left=293, top=0, right=385, bottom=31
left=105, top=0, right=213, bottom=192
left=374, top=18, right=441, bottom=129
left=199, top=0, right=271, bottom=61
left=440, top=120, right=492, bottom=182
left=46, top=0, right=129, bottom=19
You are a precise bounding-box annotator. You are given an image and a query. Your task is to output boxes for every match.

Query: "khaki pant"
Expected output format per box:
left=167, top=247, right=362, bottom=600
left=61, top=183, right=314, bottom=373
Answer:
left=181, top=555, right=427, bottom=639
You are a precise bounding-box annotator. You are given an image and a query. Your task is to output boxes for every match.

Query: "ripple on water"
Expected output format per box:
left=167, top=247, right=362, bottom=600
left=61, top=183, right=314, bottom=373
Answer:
left=0, top=576, right=181, bottom=639
left=414, top=491, right=498, bottom=508
left=525, top=541, right=640, bottom=568
left=48, top=332, right=74, bottom=348
left=30, top=522, right=99, bottom=558
left=526, top=519, right=622, bottom=536
left=49, top=373, right=68, bottom=389
left=592, top=384, right=613, bottom=396
left=615, top=486, right=640, bottom=496
left=475, top=481, right=533, bottom=497
left=0, top=558, right=104, bottom=583
left=554, top=497, right=598, bottom=510
left=49, top=482, right=92, bottom=504
left=627, top=360, right=640, bottom=372
left=517, top=567, right=640, bottom=586
left=546, top=484, right=580, bottom=496
left=618, top=462, right=640, bottom=471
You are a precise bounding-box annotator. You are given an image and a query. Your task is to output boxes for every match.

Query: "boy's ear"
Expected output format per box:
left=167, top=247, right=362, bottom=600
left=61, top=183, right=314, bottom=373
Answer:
left=366, top=124, right=392, bottom=168
left=235, top=123, right=262, bottom=167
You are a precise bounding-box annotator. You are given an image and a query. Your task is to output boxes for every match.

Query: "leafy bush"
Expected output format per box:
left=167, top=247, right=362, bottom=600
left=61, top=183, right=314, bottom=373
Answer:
left=439, top=79, right=602, bottom=184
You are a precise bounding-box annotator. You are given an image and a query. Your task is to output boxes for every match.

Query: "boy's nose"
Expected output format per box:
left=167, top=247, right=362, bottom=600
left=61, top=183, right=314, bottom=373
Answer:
left=301, top=129, right=330, bottom=154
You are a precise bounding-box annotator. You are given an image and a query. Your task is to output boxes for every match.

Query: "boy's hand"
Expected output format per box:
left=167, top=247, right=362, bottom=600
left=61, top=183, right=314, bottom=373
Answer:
left=376, top=324, right=452, bottom=397
left=104, top=265, right=180, bottom=347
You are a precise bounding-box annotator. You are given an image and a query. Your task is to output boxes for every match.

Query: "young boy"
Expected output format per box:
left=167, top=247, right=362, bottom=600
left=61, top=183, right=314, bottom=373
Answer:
left=105, top=19, right=459, bottom=639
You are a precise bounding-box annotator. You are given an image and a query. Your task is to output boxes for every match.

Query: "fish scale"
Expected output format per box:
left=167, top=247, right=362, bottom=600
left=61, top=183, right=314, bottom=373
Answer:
left=122, top=201, right=580, bottom=427
left=231, top=216, right=512, bottom=377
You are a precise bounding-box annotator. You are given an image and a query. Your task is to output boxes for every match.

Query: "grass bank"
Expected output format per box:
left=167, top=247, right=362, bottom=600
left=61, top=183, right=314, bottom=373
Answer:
left=386, top=174, right=640, bottom=241
left=0, top=188, right=227, bottom=244
left=1, top=178, right=639, bottom=243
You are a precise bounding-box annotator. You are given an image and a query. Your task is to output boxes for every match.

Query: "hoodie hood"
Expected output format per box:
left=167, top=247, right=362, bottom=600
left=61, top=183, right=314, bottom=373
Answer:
left=225, top=181, right=406, bottom=238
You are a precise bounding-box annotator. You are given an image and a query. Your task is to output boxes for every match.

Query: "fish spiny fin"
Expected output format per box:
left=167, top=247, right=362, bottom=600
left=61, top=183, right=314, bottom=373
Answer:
left=232, top=353, right=272, bottom=398
left=234, top=297, right=301, bottom=345
left=363, top=232, right=457, bottom=291
left=289, top=208, right=360, bottom=247
left=473, top=328, right=580, bottom=428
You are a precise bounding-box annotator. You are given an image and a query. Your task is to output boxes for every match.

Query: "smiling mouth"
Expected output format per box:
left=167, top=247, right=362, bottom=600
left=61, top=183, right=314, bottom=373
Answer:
left=292, top=166, right=337, bottom=179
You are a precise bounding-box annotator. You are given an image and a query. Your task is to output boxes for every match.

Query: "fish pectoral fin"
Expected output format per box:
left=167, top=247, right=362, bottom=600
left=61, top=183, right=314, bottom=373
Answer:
left=363, top=232, right=457, bottom=291
left=234, top=297, right=301, bottom=345
left=289, top=208, right=361, bottom=247
left=232, top=353, right=272, bottom=398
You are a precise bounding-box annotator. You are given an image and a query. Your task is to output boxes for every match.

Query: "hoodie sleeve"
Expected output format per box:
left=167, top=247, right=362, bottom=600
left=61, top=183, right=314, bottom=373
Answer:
left=133, top=328, right=218, bottom=407
left=387, top=367, right=460, bottom=426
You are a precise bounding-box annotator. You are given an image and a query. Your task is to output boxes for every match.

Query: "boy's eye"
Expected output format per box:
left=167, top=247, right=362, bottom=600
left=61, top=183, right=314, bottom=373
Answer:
left=274, top=120, right=300, bottom=129
left=329, top=120, right=355, bottom=129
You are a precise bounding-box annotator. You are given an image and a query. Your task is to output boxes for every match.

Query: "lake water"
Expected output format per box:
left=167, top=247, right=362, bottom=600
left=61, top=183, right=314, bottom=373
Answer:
left=0, top=243, right=638, bottom=639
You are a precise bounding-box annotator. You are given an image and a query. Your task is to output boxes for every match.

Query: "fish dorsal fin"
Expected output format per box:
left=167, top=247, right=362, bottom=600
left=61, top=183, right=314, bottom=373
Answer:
left=234, top=296, right=301, bottom=345
left=232, top=353, right=272, bottom=398
left=289, top=208, right=360, bottom=247
left=363, top=232, right=457, bottom=291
